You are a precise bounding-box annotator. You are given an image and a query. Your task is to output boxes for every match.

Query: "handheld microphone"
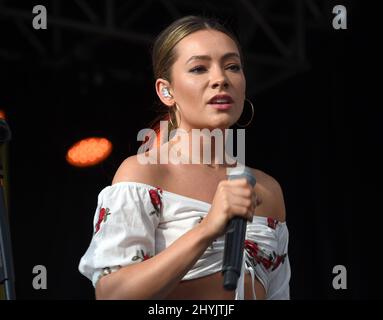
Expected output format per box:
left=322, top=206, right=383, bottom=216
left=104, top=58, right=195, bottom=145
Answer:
left=222, top=166, right=256, bottom=291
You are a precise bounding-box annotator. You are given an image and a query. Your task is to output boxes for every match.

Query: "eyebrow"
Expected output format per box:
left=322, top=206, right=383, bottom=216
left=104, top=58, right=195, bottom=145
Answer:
left=185, top=52, right=240, bottom=64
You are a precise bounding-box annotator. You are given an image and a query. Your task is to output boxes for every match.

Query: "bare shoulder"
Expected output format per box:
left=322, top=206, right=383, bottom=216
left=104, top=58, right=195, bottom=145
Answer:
left=112, top=154, right=166, bottom=186
left=251, top=168, right=283, bottom=195
left=250, top=168, right=287, bottom=222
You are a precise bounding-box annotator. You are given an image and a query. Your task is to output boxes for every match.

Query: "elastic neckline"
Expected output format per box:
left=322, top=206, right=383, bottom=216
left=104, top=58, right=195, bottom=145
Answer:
left=110, top=181, right=287, bottom=224
left=112, top=181, right=212, bottom=207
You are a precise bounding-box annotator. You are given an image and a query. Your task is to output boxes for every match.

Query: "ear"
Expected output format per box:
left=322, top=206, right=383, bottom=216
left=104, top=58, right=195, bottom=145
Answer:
left=155, top=78, right=174, bottom=107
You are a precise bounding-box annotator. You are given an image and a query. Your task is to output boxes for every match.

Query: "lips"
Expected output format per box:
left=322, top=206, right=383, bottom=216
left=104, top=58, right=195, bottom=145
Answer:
left=208, top=94, right=233, bottom=104
left=208, top=94, right=233, bottom=110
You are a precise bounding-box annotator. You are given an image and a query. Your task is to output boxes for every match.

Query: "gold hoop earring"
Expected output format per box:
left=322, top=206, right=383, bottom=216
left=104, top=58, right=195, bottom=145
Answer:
left=168, top=103, right=180, bottom=129
left=236, top=98, right=255, bottom=128
left=168, top=107, right=176, bottom=129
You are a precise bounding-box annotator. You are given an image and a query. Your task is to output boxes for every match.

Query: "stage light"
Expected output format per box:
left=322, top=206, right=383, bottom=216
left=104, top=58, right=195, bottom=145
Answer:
left=66, top=137, right=112, bottom=168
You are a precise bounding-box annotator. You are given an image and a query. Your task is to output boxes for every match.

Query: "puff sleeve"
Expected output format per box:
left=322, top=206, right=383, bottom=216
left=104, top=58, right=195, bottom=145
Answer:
left=78, top=183, right=162, bottom=287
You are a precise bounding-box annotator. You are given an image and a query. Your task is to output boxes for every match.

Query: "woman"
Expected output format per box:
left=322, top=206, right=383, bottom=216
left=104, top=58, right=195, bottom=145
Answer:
left=79, top=15, right=290, bottom=300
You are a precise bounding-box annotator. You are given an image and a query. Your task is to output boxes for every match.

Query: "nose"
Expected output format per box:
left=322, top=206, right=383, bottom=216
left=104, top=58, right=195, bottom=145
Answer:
left=211, top=68, right=229, bottom=90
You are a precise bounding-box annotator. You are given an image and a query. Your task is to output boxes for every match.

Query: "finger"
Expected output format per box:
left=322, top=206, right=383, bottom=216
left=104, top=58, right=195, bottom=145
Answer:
left=229, top=197, right=252, bottom=209
left=228, top=190, right=253, bottom=201
left=227, top=184, right=253, bottom=196
left=228, top=178, right=249, bottom=187
left=230, top=204, right=250, bottom=217
left=229, top=205, right=253, bottom=222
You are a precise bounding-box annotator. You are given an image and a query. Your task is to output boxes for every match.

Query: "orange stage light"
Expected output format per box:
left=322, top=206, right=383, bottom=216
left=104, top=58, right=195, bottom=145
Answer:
left=66, top=137, right=112, bottom=168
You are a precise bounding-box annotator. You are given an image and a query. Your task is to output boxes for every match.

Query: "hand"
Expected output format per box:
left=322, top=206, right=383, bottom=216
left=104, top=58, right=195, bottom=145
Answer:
left=200, top=178, right=258, bottom=239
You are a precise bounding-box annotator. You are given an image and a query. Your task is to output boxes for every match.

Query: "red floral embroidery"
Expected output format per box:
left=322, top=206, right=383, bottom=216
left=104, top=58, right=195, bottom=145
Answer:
left=267, top=217, right=278, bottom=229
left=149, top=187, right=163, bottom=217
left=95, top=207, right=111, bottom=233
left=132, top=249, right=152, bottom=262
left=244, top=239, right=286, bottom=271
left=143, top=254, right=151, bottom=261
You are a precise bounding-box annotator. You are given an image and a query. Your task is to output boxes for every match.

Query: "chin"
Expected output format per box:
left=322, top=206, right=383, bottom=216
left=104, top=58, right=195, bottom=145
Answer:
left=211, top=116, right=235, bottom=129
left=207, top=121, right=232, bottom=130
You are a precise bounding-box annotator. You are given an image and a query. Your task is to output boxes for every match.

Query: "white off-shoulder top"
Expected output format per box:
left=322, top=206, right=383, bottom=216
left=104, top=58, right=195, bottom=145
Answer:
left=78, top=181, right=290, bottom=300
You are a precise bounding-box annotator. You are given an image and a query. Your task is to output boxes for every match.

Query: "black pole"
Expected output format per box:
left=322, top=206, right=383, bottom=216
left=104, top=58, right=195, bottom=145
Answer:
left=0, top=118, right=16, bottom=300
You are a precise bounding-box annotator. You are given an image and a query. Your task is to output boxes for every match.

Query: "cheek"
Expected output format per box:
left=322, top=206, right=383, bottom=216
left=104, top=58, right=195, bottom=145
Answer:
left=177, top=77, right=205, bottom=100
left=234, top=77, right=246, bottom=105
left=237, top=75, right=246, bottom=95
left=235, top=77, right=246, bottom=112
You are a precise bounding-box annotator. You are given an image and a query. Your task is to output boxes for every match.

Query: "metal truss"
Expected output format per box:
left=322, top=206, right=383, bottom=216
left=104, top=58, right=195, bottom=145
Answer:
left=0, top=0, right=332, bottom=94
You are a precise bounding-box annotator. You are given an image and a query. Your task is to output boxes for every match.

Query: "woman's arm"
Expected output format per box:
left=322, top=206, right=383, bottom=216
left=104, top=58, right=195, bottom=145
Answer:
left=95, top=220, right=213, bottom=299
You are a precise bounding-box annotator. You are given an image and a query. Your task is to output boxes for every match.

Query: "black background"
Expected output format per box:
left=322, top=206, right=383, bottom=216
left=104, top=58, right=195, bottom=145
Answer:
left=0, top=0, right=380, bottom=300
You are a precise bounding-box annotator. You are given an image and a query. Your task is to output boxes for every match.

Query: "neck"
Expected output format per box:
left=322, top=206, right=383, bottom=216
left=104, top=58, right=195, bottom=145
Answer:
left=167, top=126, right=237, bottom=168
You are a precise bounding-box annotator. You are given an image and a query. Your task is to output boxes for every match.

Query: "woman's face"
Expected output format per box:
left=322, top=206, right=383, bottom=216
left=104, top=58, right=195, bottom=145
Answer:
left=167, top=29, right=246, bottom=131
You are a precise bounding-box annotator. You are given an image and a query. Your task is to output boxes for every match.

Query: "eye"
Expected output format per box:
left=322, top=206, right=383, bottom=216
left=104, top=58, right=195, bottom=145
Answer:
left=189, top=65, right=207, bottom=73
left=226, top=64, right=241, bottom=72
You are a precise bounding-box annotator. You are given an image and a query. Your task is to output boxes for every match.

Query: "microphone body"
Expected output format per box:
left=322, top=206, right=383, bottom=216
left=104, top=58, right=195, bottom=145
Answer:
left=222, top=166, right=256, bottom=291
